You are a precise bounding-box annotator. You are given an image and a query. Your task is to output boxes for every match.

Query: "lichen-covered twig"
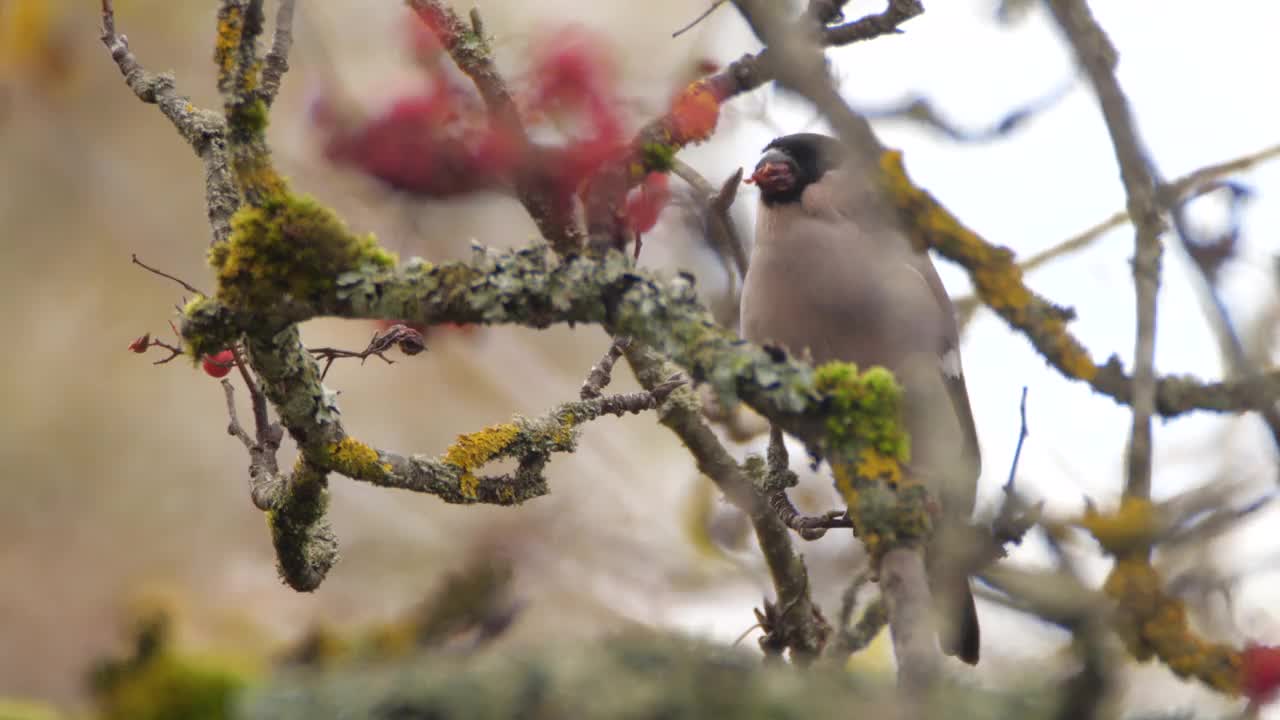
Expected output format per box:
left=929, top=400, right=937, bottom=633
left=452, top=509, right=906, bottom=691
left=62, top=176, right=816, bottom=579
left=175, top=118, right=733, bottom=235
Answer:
left=764, top=428, right=850, bottom=541
left=828, top=574, right=887, bottom=661
left=624, top=344, right=830, bottom=663
left=100, top=0, right=238, bottom=244
left=1048, top=0, right=1165, bottom=508
left=877, top=153, right=1280, bottom=419
left=955, top=142, right=1280, bottom=328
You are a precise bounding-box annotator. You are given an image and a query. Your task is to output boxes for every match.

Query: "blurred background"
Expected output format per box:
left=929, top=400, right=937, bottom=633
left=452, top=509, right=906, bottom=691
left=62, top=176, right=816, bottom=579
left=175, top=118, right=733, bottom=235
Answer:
left=1, top=0, right=1277, bottom=716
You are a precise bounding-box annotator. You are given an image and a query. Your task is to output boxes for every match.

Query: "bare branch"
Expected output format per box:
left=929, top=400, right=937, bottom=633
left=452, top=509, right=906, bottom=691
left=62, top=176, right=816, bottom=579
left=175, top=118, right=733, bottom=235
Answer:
left=672, top=0, right=729, bottom=38
left=580, top=336, right=632, bottom=400
left=858, top=80, right=1072, bottom=143
left=1048, top=0, right=1165, bottom=506
left=584, top=0, right=922, bottom=255
left=100, top=0, right=237, bottom=244
left=310, top=324, right=426, bottom=380
left=880, top=547, right=940, bottom=690
left=132, top=253, right=205, bottom=296
left=258, top=0, right=298, bottom=106
left=1170, top=190, right=1280, bottom=450
left=671, top=161, right=749, bottom=284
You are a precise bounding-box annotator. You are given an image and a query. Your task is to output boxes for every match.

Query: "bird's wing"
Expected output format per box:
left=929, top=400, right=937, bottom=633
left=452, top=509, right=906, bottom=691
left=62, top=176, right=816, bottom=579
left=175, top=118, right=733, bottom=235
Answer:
left=805, top=167, right=983, bottom=481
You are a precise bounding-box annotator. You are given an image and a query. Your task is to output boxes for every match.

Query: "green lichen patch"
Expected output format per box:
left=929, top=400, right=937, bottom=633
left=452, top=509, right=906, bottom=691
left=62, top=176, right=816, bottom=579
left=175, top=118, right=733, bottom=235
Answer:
left=812, top=362, right=909, bottom=465
left=812, top=363, right=929, bottom=559
left=209, top=193, right=397, bottom=311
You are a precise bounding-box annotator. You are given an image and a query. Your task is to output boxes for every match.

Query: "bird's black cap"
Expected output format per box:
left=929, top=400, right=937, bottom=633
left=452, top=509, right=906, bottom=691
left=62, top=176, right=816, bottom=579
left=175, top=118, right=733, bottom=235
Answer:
left=754, top=133, right=848, bottom=206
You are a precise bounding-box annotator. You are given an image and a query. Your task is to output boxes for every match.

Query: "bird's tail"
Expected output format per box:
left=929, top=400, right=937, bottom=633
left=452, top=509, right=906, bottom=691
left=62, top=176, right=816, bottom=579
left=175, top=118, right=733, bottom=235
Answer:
left=935, top=575, right=980, bottom=665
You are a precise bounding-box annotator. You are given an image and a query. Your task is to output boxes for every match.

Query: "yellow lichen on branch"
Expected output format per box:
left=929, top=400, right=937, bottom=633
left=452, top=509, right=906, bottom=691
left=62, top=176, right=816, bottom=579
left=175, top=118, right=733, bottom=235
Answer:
left=213, top=4, right=243, bottom=91
left=1104, top=558, right=1243, bottom=694
left=327, top=437, right=392, bottom=482
left=442, top=423, right=522, bottom=500
left=1077, top=496, right=1158, bottom=556
left=813, top=362, right=927, bottom=563
left=877, top=151, right=1100, bottom=383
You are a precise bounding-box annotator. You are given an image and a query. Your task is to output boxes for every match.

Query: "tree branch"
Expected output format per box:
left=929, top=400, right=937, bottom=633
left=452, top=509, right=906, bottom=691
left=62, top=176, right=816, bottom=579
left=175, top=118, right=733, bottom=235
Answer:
left=100, top=0, right=238, bottom=244
left=257, top=0, right=297, bottom=106
left=624, top=344, right=829, bottom=662
left=955, top=142, right=1280, bottom=328
left=1048, top=0, right=1165, bottom=507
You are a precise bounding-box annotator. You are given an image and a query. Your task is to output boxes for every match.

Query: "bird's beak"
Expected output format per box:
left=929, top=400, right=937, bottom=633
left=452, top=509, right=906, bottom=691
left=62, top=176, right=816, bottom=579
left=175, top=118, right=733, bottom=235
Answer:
left=748, top=149, right=796, bottom=194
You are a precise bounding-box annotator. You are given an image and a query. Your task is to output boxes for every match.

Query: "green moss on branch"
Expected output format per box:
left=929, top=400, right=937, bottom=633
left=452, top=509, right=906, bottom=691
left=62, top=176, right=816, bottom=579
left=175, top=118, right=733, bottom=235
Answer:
left=210, top=194, right=396, bottom=315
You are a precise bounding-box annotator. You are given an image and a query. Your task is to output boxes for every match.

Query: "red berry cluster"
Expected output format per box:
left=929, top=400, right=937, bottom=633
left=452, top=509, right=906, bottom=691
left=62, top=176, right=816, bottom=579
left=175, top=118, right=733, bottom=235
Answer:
left=311, top=11, right=725, bottom=240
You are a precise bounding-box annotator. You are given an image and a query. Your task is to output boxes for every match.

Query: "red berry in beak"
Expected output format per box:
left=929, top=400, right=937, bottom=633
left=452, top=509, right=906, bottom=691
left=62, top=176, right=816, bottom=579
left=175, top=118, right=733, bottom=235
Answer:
left=748, top=160, right=796, bottom=195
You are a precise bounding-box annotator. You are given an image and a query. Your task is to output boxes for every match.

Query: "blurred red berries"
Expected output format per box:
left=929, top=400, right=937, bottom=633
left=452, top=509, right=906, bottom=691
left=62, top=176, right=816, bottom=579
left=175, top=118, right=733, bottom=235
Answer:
left=319, top=87, right=513, bottom=197
left=202, top=350, right=236, bottom=379
left=526, top=28, right=625, bottom=196
left=1242, top=644, right=1280, bottom=706
left=127, top=333, right=151, bottom=354
left=314, top=12, right=635, bottom=202
left=624, top=172, right=670, bottom=235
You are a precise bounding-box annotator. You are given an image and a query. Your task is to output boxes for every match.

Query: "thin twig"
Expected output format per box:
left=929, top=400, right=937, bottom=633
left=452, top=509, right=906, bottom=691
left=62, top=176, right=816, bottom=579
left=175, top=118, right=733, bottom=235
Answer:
left=672, top=0, right=729, bottom=38
left=1048, top=0, right=1165, bottom=506
left=581, top=336, right=633, bottom=400
left=1169, top=190, right=1280, bottom=450
left=131, top=253, right=205, bottom=295
left=764, top=427, right=850, bottom=540
left=672, top=160, right=749, bottom=281
left=222, top=379, right=256, bottom=449
left=859, top=80, right=1073, bottom=143
left=309, top=324, right=426, bottom=381
left=258, top=0, right=298, bottom=106
left=1005, top=386, right=1029, bottom=492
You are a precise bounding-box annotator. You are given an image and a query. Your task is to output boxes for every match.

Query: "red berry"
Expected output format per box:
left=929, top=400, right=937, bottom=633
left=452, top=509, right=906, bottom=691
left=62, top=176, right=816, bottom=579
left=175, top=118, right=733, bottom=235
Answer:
left=127, top=333, right=151, bottom=354
left=202, top=350, right=236, bottom=379
left=1242, top=644, right=1280, bottom=706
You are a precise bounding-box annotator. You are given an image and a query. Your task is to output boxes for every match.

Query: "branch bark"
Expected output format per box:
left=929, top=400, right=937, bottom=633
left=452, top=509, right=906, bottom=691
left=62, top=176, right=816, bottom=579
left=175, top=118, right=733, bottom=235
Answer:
left=1048, top=0, right=1165, bottom=506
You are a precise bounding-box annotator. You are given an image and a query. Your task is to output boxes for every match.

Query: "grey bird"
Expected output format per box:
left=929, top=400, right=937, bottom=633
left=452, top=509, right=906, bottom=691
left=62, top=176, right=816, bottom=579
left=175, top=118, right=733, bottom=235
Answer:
left=740, top=133, right=982, bottom=665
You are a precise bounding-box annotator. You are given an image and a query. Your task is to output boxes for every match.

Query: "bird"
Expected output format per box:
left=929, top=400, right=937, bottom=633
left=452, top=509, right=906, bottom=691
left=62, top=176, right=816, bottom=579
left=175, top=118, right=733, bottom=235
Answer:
left=739, top=132, right=982, bottom=665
